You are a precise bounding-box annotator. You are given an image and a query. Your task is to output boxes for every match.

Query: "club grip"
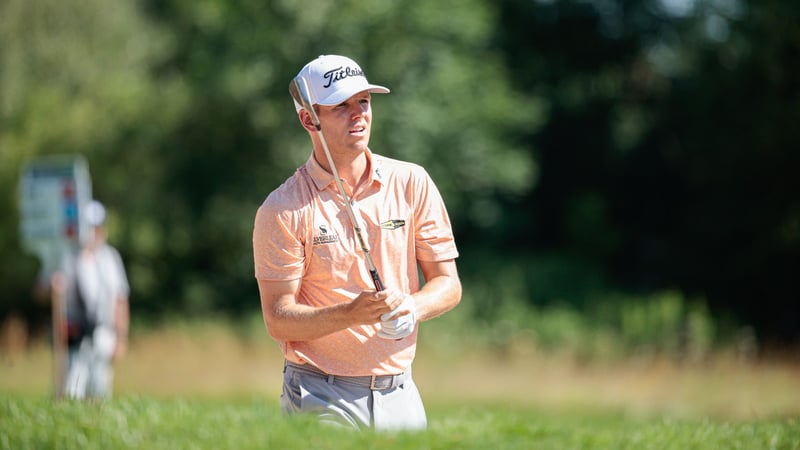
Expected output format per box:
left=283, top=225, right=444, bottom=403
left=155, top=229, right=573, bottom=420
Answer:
left=370, top=270, right=385, bottom=292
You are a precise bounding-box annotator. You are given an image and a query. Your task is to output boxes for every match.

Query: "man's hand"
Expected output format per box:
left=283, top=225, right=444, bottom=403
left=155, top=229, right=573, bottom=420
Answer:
left=378, top=294, right=416, bottom=339
left=348, top=289, right=405, bottom=325
left=50, top=272, right=67, bottom=296
left=113, top=338, right=127, bottom=361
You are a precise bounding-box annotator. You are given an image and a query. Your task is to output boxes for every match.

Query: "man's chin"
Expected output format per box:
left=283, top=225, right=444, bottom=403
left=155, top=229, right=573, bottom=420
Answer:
left=347, top=139, right=370, bottom=153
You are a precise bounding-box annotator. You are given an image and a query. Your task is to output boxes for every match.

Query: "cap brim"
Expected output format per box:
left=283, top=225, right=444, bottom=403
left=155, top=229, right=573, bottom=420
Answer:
left=317, top=84, right=391, bottom=106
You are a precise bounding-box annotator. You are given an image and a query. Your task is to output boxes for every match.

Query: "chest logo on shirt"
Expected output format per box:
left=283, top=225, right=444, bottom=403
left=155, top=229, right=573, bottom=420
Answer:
left=380, top=219, right=406, bottom=230
left=313, top=224, right=340, bottom=245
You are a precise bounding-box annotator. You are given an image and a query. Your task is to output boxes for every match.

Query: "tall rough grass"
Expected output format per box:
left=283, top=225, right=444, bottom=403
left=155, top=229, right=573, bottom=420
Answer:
left=2, top=395, right=799, bottom=450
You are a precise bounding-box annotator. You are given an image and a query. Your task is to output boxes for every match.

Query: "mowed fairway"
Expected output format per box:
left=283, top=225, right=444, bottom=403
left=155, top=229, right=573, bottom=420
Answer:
left=2, top=322, right=800, bottom=449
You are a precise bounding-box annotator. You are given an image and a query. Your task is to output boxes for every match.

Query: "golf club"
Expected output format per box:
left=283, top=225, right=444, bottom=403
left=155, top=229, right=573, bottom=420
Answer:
left=291, top=76, right=385, bottom=292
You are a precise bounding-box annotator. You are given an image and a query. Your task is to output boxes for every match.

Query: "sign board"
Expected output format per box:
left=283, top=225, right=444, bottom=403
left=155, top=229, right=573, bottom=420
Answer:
left=19, top=155, right=93, bottom=273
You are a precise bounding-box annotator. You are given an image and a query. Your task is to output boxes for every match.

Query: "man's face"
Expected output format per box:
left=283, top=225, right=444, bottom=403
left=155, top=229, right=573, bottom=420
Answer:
left=87, top=225, right=107, bottom=248
left=315, top=91, right=373, bottom=155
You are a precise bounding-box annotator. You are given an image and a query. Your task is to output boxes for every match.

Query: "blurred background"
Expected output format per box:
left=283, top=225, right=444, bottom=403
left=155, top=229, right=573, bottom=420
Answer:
left=1, top=0, right=798, bottom=376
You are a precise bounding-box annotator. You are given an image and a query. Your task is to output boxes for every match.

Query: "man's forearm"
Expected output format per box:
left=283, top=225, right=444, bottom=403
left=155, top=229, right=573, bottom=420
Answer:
left=414, top=274, right=462, bottom=322
left=263, top=301, right=354, bottom=342
left=115, top=298, right=129, bottom=338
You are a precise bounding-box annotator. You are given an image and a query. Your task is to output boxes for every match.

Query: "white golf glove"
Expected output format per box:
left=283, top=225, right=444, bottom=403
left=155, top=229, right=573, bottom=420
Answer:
left=378, top=294, right=417, bottom=340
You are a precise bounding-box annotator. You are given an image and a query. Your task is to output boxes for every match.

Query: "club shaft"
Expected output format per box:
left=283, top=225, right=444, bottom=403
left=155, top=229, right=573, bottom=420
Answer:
left=293, top=77, right=385, bottom=292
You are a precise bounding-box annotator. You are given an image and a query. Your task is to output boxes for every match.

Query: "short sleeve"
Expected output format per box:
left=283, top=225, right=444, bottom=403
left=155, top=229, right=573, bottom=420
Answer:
left=253, top=194, right=307, bottom=281
left=413, top=169, right=459, bottom=262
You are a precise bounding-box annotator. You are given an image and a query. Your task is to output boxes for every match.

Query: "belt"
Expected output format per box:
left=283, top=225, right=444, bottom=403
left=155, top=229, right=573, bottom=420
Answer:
left=284, top=361, right=409, bottom=391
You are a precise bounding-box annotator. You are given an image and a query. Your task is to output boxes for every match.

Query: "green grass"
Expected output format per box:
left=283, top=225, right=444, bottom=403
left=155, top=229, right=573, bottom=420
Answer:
left=1, top=395, right=799, bottom=450
left=3, top=318, right=800, bottom=449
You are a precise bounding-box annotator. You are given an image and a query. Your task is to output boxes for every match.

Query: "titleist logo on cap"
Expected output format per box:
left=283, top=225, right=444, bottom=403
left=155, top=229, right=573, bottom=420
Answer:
left=322, top=66, right=365, bottom=88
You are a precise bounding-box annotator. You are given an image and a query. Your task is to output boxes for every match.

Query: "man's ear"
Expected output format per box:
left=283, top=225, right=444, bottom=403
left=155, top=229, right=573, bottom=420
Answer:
left=299, top=109, right=317, bottom=132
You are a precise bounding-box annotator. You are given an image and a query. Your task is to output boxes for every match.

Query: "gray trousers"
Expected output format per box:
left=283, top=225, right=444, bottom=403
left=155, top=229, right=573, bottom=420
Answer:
left=281, top=361, right=427, bottom=431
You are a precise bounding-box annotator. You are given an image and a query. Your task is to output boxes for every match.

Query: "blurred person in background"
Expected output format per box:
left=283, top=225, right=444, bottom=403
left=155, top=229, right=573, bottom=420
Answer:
left=38, top=200, right=130, bottom=399
left=253, top=55, right=462, bottom=431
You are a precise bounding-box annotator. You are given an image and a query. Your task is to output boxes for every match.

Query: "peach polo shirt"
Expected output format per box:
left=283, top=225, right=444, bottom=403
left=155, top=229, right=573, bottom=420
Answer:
left=253, top=149, right=458, bottom=376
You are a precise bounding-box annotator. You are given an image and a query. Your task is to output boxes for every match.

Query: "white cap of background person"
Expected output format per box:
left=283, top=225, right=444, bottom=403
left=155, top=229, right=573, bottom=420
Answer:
left=85, top=200, right=106, bottom=227
left=290, top=55, right=390, bottom=113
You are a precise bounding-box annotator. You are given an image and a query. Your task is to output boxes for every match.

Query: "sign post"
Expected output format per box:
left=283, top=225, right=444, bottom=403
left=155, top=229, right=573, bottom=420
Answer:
left=19, top=155, right=92, bottom=399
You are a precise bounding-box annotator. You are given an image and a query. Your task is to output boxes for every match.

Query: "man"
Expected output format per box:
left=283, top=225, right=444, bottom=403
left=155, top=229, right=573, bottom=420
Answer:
left=50, top=200, right=130, bottom=399
left=253, top=54, right=462, bottom=430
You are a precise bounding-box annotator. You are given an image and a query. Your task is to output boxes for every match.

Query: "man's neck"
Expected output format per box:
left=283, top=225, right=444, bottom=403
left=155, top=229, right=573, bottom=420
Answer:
left=315, top=148, right=370, bottom=192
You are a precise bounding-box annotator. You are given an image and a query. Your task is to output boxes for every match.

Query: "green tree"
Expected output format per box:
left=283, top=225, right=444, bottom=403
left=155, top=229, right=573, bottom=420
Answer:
left=0, top=0, right=183, bottom=323
left=2, top=0, right=539, bottom=323
left=495, top=0, right=800, bottom=343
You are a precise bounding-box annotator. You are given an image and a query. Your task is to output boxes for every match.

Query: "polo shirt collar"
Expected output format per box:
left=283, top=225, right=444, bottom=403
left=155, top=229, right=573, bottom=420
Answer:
left=304, top=148, right=386, bottom=192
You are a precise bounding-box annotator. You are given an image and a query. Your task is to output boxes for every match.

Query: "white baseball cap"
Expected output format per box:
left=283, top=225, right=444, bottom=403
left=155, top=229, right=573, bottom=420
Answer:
left=85, top=200, right=106, bottom=226
left=291, top=55, right=390, bottom=112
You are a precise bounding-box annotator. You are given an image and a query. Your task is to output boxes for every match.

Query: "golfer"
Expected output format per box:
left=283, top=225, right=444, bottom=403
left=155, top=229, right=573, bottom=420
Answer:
left=253, top=54, right=462, bottom=430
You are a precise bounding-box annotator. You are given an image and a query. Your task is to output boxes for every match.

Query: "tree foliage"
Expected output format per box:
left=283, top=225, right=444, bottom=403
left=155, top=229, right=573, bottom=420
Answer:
left=494, top=0, right=800, bottom=344
left=1, top=0, right=797, bottom=345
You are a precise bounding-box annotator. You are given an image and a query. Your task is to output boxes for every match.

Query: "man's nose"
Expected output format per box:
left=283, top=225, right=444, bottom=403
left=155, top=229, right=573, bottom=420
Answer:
left=350, top=103, right=367, bottom=117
